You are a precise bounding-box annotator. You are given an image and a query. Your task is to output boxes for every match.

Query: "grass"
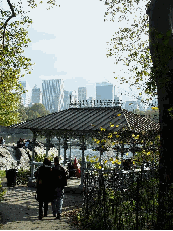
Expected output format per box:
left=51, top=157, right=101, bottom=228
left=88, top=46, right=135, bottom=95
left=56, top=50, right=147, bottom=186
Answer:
left=0, top=170, right=6, bottom=178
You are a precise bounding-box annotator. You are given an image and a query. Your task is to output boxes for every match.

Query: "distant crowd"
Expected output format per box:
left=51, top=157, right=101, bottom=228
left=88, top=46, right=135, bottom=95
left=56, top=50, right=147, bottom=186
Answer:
left=17, top=138, right=30, bottom=148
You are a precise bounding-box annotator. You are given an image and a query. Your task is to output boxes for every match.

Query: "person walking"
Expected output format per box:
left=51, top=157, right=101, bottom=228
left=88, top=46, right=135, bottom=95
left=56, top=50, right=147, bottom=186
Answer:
left=52, top=156, right=67, bottom=219
left=35, top=158, right=53, bottom=220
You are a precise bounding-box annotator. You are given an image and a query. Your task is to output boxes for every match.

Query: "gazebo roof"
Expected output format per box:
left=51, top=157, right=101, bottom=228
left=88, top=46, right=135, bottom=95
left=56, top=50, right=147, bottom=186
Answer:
left=9, top=107, right=160, bottom=137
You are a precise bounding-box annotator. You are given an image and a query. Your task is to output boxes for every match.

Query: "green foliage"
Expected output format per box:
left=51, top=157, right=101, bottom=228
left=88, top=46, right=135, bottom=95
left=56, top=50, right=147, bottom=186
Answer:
left=0, top=170, right=6, bottom=201
left=0, top=1, right=33, bottom=126
left=0, top=170, right=6, bottom=178
left=0, top=0, right=57, bottom=126
left=105, top=0, right=157, bottom=98
left=25, top=103, right=50, bottom=121
left=79, top=177, right=159, bottom=230
left=17, top=169, right=30, bottom=184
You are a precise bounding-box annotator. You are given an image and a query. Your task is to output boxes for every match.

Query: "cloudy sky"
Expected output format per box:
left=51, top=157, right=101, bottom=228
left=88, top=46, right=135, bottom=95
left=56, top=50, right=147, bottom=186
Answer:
left=3, top=0, right=149, bottom=102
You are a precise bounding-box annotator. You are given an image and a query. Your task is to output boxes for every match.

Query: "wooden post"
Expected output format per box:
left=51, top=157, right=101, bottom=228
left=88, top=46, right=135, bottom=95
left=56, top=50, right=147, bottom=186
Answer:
left=46, top=134, right=51, bottom=157
left=63, top=137, right=68, bottom=165
left=69, top=138, right=71, bottom=161
left=31, top=131, right=37, bottom=179
left=80, top=136, right=86, bottom=187
left=58, top=137, right=61, bottom=158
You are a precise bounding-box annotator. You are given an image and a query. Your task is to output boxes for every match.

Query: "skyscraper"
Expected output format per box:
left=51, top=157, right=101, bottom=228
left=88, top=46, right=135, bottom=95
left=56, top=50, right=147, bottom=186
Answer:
left=63, top=90, right=70, bottom=110
left=19, top=80, right=31, bottom=107
left=31, top=85, right=41, bottom=104
left=78, top=87, right=87, bottom=102
left=42, top=79, right=64, bottom=113
left=96, top=82, right=114, bottom=101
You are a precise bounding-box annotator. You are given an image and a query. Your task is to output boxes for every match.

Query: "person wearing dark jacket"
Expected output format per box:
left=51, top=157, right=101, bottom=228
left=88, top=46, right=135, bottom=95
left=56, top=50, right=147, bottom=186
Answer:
left=35, top=158, right=53, bottom=220
left=52, top=156, right=67, bottom=219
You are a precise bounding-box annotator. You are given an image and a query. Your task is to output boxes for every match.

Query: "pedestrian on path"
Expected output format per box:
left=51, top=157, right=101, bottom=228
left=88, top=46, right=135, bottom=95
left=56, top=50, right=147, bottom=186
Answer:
left=35, top=158, right=53, bottom=220
left=52, top=156, right=67, bottom=219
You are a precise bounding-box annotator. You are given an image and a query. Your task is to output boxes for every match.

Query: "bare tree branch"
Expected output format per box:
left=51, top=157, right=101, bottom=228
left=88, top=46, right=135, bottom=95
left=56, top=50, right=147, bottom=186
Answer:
left=1, top=0, right=16, bottom=48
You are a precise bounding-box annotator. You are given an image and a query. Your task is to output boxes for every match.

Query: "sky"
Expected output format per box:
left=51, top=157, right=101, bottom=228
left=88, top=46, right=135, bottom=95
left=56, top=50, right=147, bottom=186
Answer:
left=3, top=0, right=150, bottom=103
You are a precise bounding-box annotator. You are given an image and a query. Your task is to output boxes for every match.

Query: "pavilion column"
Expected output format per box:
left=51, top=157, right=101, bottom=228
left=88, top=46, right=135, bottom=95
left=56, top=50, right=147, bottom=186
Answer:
left=80, top=136, right=86, bottom=187
left=63, top=137, right=68, bottom=165
left=31, top=131, right=37, bottom=179
left=46, top=134, right=51, bottom=157
left=69, top=138, right=72, bottom=161
left=58, top=137, right=61, bottom=158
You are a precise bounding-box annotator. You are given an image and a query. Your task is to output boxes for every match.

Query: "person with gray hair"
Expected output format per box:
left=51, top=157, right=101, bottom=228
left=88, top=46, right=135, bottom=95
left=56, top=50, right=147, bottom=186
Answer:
left=51, top=156, right=67, bottom=219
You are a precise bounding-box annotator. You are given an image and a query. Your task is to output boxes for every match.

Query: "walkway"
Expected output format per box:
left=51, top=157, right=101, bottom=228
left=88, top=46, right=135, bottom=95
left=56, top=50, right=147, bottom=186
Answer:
left=0, top=178, right=83, bottom=230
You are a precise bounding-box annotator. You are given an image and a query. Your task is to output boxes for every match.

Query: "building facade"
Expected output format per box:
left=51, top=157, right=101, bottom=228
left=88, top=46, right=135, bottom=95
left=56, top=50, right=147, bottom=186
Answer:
left=63, top=90, right=70, bottom=110
left=96, top=82, right=114, bottom=102
left=42, top=79, right=64, bottom=113
left=78, top=87, right=87, bottom=102
left=19, top=81, right=31, bottom=107
left=31, top=85, right=41, bottom=104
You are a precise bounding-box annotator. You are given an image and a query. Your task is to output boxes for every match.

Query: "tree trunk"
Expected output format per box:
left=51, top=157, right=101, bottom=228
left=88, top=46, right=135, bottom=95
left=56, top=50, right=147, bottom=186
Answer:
left=147, top=0, right=173, bottom=228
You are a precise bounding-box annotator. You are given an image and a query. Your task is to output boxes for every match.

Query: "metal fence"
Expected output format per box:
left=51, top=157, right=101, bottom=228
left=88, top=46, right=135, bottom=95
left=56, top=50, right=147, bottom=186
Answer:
left=81, top=166, right=159, bottom=229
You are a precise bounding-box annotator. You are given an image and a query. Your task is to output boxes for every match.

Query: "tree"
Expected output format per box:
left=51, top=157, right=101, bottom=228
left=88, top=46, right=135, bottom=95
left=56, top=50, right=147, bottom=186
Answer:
left=105, top=0, right=173, bottom=228
left=0, top=0, right=33, bottom=126
left=18, top=103, right=28, bottom=122
left=147, top=0, right=173, bottom=228
left=26, top=103, right=50, bottom=121
left=0, top=0, right=57, bottom=126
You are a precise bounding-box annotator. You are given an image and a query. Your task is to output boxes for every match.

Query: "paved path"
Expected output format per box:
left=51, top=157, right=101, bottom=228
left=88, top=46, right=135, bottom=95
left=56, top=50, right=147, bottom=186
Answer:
left=0, top=178, right=83, bottom=230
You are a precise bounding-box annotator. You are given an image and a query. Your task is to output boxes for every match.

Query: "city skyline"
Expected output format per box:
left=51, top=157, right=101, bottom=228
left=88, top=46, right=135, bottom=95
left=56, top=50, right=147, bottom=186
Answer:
left=16, top=0, right=150, bottom=104
left=20, top=79, right=157, bottom=112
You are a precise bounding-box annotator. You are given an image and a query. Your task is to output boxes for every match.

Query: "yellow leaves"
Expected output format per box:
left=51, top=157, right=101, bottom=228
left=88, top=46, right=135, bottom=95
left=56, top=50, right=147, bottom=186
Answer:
left=96, top=140, right=100, bottom=144
left=117, top=114, right=121, bottom=117
left=116, top=135, right=120, bottom=138
left=110, top=122, right=114, bottom=127
left=100, top=127, right=106, bottom=131
left=151, top=107, right=158, bottom=110
left=114, top=132, right=117, bottom=134
left=147, top=152, right=151, bottom=156
left=101, top=139, right=106, bottom=143
left=116, top=125, right=119, bottom=128
left=134, top=135, right=140, bottom=140
left=126, top=153, right=129, bottom=156
left=108, top=133, right=113, bottom=138
left=112, top=159, right=121, bottom=165
left=132, top=134, right=140, bottom=139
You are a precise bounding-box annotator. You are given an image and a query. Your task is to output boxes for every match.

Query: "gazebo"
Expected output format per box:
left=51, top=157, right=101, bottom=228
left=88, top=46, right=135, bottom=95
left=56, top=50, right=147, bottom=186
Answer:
left=9, top=104, right=160, bottom=186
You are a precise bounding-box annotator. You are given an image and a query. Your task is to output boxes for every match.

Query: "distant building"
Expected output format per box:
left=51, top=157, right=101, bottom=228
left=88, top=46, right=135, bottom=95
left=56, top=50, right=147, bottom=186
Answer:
left=63, top=90, right=70, bottom=110
left=42, top=79, right=64, bottom=113
left=125, top=101, right=138, bottom=112
left=78, top=87, right=87, bottom=102
left=19, top=80, right=30, bottom=107
left=96, top=82, right=114, bottom=102
left=69, top=90, right=78, bottom=102
left=31, top=85, right=41, bottom=104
